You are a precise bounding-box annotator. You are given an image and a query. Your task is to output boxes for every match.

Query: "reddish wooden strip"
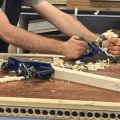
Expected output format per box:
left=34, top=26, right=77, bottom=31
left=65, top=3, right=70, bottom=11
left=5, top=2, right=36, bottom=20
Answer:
left=67, top=0, right=120, bottom=10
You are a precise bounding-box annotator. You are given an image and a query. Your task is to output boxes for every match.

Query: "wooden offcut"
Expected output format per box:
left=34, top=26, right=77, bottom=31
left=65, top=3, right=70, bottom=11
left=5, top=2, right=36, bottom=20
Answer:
left=67, top=0, right=120, bottom=10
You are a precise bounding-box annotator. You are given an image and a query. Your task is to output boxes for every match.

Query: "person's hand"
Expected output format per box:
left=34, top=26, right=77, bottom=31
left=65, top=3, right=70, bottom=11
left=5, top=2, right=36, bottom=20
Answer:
left=62, top=36, right=88, bottom=59
left=102, top=38, right=120, bottom=57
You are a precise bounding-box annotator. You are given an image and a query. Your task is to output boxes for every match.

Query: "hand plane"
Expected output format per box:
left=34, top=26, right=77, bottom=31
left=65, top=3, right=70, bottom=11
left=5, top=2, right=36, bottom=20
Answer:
left=72, top=36, right=119, bottom=63
left=1, top=57, right=55, bottom=80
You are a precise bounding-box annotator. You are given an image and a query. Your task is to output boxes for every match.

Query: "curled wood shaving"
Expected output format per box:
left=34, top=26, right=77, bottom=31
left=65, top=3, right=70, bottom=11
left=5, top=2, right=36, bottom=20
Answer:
left=51, top=58, right=110, bottom=71
left=101, top=47, right=115, bottom=58
left=94, top=10, right=100, bottom=15
left=0, top=76, right=25, bottom=83
left=101, top=30, right=118, bottom=40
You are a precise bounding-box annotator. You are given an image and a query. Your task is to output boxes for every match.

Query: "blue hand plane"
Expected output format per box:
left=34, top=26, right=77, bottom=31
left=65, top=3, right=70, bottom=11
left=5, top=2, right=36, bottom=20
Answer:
left=72, top=36, right=119, bottom=63
left=1, top=57, right=55, bottom=80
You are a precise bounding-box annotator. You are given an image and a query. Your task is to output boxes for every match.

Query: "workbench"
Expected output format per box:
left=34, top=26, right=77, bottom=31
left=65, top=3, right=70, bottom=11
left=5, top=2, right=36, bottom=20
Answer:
left=0, top=54, right=120, bottom=120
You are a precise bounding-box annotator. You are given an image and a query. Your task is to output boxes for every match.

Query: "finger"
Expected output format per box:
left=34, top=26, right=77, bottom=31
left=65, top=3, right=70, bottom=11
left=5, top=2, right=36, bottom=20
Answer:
left=72, top=35, right=80, bottom=40
left=80, top=46, right=87, bottom=52
left=109, top=46, right=120, bottom=51
left=110, top=43, right=115, bottom=46
left=78, top=41, right=88, bottom=47
left=109, top=50, right=120, bottom=56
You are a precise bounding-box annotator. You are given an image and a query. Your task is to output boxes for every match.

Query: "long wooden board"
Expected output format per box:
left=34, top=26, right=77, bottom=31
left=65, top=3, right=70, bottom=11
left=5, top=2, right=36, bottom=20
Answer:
left=67, top=0, right=120, bottom=10
left=0, top=53, right=65, bottom=59
left=53, top=67, right=120, bottom=92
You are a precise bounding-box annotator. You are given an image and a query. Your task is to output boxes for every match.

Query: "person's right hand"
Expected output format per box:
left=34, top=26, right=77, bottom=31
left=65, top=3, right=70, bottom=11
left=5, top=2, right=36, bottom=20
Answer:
left=102, top=38, right=120, bottom=57
left=62, top=36, right=88, bottom=59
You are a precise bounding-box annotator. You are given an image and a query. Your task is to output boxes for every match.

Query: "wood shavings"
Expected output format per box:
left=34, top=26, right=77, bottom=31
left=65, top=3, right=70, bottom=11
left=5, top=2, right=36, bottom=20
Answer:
left=0, top=76, right=25, bottom=83
left=75, top=60, right=81, bottom=65
left=71, top=65, right=79, bottom=71
left=101, top=30, right=118, bottom=40
left=101, top=47, right=115, bottom=58
left=94, top=10, right=100, bottom=15
left=52, top=57, right=110, bottom=71
left=52, top=57, right=64, bottom=68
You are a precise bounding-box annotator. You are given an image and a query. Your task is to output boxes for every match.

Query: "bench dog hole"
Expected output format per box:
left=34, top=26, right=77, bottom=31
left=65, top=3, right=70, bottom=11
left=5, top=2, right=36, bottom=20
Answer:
left=110, top=113, right=116, bottom=119
left=79, top=112, right=85, bottom=117
left=102, top=113, right=108, bottom=118
left=13, top=108, right=19, bottom=113
left=0, top=108, right=4, bottom=113
left=35, top=109, right=41, bottom=115
left=94, top=112, right=101, bottom=118
left=72, top=111, right=78, bottom=117
left=57, top=111, right=63, bottom=116
left=65, top=111, right=70, bottom=116
left=87, top=112, right=93, bottom=117
left=28, top=109, right=33, bottom=114
left=42, top=110, right=48, bottom=115
left=21, top=109, right=26, bottom=114
left=50, top=110, right=55, bottom=115
left=118, top=114, right=120, bottom=119
left=6, top=108, right=11, bottom=113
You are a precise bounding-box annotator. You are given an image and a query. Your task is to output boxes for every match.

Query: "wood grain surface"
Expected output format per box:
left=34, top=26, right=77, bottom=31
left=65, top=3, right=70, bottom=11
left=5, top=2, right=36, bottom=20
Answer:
left=0, top=63, right=120, bottom=102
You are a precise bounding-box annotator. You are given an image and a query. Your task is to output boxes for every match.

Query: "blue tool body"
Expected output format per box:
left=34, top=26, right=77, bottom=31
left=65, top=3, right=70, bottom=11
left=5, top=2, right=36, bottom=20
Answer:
left=72, top=41, right=106, bottom=62
left=80, top=41, right=104, bottom=58
left=1, top=57, right=55, bottom=79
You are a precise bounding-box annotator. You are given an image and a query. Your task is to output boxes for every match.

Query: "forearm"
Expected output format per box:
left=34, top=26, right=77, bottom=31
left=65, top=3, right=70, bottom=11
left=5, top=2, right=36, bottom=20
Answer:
left=57, top=13, right=99, bottom=42
left=0, top=25, right=64, bottom=54
left=32, top=1, right=99, bottom=43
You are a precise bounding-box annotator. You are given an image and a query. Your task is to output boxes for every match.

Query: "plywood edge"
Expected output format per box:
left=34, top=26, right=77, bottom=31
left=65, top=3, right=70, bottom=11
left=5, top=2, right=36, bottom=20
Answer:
left=52, top=67, right=120, bottom=92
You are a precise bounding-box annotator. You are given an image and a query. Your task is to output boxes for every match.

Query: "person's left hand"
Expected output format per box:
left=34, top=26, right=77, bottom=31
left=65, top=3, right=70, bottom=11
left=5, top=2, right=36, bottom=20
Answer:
left=102, top=38, right=120, bottom=57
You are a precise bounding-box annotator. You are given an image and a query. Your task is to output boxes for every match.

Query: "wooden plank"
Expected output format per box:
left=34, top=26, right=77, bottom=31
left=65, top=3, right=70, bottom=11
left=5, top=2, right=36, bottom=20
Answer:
left=1, top=97, right=120, bottom=119
left=67, top=0, right=120, bottom=10
left=1, top=97, right=120, bottom=111
left=0, top=53, right=65, bottom=60
left=52, top=67, right=120, bottom=92
left=31, top=28, right=59, bottom=34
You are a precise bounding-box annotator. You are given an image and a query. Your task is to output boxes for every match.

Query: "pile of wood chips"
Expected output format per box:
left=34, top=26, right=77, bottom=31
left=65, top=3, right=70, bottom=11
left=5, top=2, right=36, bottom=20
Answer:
left=51, top=57, right=109, bottom=71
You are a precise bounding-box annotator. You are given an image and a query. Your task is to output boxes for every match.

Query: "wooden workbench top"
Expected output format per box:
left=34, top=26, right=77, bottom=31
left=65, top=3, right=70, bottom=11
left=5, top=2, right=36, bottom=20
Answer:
left=0, top=64, right=120, bottom=103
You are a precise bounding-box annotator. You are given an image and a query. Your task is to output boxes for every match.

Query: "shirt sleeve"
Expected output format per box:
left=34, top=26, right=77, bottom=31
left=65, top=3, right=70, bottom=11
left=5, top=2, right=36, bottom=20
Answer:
left=22, top=0, right=46, bottom=6
left=0, top=8, right=2, bottom=11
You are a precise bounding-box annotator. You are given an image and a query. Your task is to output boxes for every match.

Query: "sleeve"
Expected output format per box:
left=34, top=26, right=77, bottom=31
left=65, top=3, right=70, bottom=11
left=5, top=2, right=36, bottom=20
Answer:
left=0, top=8, right=2, bottom=11
left=22, top=0, right=46, bottom=6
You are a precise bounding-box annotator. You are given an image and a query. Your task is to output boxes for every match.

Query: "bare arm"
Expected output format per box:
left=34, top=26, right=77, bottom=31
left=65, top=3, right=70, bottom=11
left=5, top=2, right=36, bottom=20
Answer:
left=32, top=1, right=99, bottom=42
left=0, top=11, right=64, bottom=53
left=0, top=11, right=88, bottom=59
